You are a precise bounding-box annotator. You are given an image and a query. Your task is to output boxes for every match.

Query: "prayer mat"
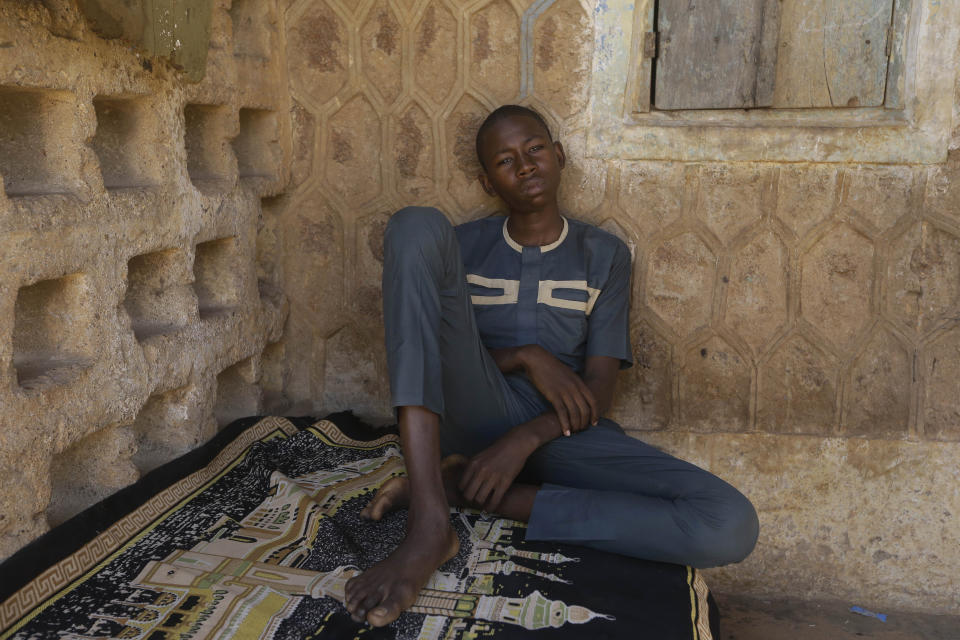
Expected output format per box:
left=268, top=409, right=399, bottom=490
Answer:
left=0, top=414, right=720, bottom=639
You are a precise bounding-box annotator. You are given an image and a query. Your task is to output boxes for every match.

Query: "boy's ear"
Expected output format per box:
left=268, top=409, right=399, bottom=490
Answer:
left=554, top=141, right=566, bottom=170
left=478, top=172, right=497, bottom=196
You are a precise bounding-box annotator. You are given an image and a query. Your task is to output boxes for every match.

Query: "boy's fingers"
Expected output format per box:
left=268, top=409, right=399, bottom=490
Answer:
left=571, top=392, right=590, bottom=431
left=467, top=476, right=485, bottom=505
left=585, top=386, right=599, bottom=425
left=486, top=484, right=506, bottom=512
left=457, top=465, right=470, bottom=492
left=484, top=478, right=504, bottom=511
left=573, top=379, right=598, bottom=424
left=465, top=467, right=498, bottom=507
left=568, top=386, right=587, bottom=429
left=474, top=477, right=495, bottom=508
left=573, top=383, right=593, bottom=431
left=458, top=464, right=472, bottom=488
left=553, top=401, right=571, bottom=436
left=562, top=396, right=580, bottom=433
left=459, top=465, right=481, bottom=501
left=573, top=388, right=589, bottom=429
left=465, top=476, right=485, bottom=504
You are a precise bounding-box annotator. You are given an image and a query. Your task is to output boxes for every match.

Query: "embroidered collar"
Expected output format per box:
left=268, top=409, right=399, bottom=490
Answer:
left=502, top=216, right=568, bottom=253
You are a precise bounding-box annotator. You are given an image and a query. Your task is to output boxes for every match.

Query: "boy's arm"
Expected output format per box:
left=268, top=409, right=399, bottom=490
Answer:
left=490, top=345, right=610, bottom=435
left=459, top=353, right=620, bottom=510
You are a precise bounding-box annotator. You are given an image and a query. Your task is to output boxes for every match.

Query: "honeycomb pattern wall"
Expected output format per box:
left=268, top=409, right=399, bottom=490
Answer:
left=278, top=0, right=960, bottom=613
left=0, top=0, right=291, bottom=557
left=279, top=0, right=960, bottom=442
left=613, top=160, right=960, bottom=442
left=278, top=0, right=598, bottom=416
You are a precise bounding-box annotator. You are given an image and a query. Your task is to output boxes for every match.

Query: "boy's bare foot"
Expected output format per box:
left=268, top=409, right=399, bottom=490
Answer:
left=360, top=475, right=408, bottom=521
left=344, top=514, right=459, bottom=626
left=348, top=455, right=467, bottom=625
left=361, top=454, right=468, bottom=521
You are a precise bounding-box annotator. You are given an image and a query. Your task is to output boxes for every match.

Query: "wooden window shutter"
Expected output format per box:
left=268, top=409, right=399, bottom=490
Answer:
left=772, top=0, right=897, bottom=108
left=652, top=0, right=900, bottom=111
left=654, top=0, right=782, bottom=110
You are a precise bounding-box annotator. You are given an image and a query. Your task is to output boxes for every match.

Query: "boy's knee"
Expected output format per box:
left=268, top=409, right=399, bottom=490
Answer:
left=385, top=206, right=450, bottom=248
left=689, top=493, right=759, bottom=568
left=383, top=207, right=459, bottom=280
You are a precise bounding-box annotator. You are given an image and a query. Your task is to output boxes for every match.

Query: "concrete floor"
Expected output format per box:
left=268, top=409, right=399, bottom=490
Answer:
left=715, top=594, right=960, bottom=640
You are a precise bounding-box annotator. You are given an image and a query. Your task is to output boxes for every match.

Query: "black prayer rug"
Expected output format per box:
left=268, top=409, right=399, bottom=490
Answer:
left=0, top=414, right=719, bottom=639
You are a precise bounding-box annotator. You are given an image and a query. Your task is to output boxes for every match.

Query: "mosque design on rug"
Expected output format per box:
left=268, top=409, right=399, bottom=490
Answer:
left=50, top=422, right=613, bottom=640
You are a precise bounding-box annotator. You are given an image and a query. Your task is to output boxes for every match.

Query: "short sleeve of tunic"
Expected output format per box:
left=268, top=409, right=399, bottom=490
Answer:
left=586, top=236, right=633, bottom=369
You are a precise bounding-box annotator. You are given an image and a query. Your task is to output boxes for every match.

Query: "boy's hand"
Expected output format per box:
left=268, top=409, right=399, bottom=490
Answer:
left=519, top=345, right=597, bottom=435
left=459, top=433, right=531, bottom=512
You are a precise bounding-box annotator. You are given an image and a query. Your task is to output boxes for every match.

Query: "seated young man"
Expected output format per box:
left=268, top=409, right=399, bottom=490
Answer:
left=343, top=105, right=759, bottom=627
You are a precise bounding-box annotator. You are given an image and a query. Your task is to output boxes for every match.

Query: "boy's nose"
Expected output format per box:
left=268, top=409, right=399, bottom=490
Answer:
left=517, top=156, right=536, bottom=176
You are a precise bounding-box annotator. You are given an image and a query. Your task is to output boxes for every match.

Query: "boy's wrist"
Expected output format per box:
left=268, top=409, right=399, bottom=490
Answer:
left=515, top=344, right=543, bottom=372
left=509, top=413, right=561, bottom=452
left=490, top=346, right=537, bottom=374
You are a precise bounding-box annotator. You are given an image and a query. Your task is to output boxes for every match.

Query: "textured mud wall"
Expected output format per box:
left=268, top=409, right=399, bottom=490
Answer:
left=278, top=0, right=598, bottom=418
left=0, top=0, right=290, bottom=558
left=279, top=0, right=960, bottom=614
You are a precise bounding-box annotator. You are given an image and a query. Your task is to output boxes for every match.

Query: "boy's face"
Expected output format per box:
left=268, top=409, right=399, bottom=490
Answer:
left=477, top=114, right=565, bottom=213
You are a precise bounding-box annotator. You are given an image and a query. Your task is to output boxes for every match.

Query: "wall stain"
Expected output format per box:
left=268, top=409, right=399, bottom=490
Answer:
left=826, top=252, right=858, bottom=278
left=789, top=341, right=830, bottom=389
left=301, top=9, right=342, bottom=72
left=417, top=4, right=437, bottom=55
left=367, top=215, right=389, bottom=263
left=291, top=102, right=315, bottom=165
left=397, top=111, right=424, bottom=179
left=473, top=14, right=491, bottom=64
left=454, top=113, right=484, bottom=178
left=330, top=129, right=353, bottom=164
left=873, top=549, right=895, bottom=562
left=537, top=15, right=557, bottom=71
left=633, top=328, right=663, bottom=370
left=298, top=216, right=337, bottom=257
left=374, top=8, right=399, bottom=56
left=910, top=243, right=944, bottom=275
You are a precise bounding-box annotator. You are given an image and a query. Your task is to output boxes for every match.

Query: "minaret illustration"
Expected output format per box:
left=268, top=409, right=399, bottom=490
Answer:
left=77, top=443, right=613, bottom=639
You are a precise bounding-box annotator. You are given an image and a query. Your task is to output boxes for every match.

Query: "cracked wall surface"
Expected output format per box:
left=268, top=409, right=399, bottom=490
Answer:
left=278, top=0, right=960, bottom=614
left=0, top=0, right=291, bottom=555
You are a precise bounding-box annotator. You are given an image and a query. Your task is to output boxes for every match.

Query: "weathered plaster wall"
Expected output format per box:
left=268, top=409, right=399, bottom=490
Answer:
left=0, top=0, right=290, bottom=558
left=278, top=0, right=960, bottom=614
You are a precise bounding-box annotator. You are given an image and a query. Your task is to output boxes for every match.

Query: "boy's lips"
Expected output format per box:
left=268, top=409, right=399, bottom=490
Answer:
left=519, top=177, right=546, bottom=194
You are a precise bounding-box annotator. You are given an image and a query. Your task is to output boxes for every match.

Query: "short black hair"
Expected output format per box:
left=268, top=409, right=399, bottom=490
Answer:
left=475, top=105, right=553, bottom=168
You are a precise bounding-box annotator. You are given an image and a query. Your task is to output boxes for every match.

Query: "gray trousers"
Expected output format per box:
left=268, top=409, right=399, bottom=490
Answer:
left=383, top=207, right=759, bottom=568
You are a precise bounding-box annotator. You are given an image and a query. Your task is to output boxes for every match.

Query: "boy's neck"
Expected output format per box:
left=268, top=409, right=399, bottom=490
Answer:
left=505, top=206, right=564, bottom=248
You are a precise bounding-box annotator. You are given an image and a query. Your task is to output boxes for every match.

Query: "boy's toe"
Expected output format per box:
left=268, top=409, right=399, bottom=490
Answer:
left=360, top=592, right=383, bottom=613
left=367, top=600, right=403, bottom=627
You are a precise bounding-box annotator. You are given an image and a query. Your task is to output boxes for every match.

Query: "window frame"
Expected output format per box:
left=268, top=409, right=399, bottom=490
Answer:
left=586, top=0, right=958, bottom=163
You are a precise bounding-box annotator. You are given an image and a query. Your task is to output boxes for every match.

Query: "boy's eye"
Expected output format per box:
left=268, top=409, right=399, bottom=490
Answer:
left=497, top=157, right=512, bottom=166
left=529, top=145, right=544, bottom=153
